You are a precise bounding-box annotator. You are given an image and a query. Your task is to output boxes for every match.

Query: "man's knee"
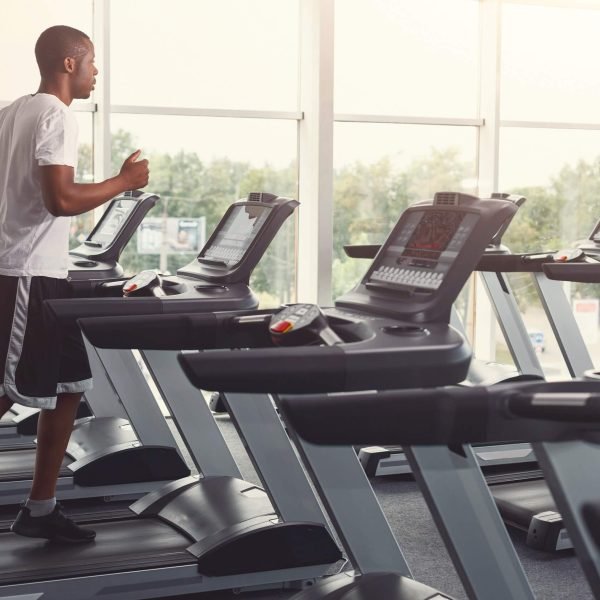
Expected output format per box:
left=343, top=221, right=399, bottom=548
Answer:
left=47, top=392, right=83, bottom=414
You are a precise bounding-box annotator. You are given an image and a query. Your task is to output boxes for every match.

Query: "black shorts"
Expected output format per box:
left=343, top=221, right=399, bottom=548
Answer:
left=0, top=275, right=92, bottom=409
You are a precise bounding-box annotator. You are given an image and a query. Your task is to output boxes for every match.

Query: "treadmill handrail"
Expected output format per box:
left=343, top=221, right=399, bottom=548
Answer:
left=542, top=260, right=600, bottom=283
left=508, top=390, right=600, bottom=421
left=341, top=245, right=560, bottom=273
left=179, top=345, right=347, bottom=394
left=78, top=310, right=273, bottom=350
left=79, top=307, right=470, bottom=394
left=476, top=252, right=557, bottom=273
left=277, top=380, right=600, bottom=447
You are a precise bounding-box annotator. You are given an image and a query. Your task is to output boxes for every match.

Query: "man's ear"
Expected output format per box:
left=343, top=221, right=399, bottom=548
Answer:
left=64, top=56, right=76, bottom=74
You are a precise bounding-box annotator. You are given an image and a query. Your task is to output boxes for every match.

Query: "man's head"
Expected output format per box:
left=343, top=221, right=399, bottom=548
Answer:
left=35, top=25, right=97, bottom=99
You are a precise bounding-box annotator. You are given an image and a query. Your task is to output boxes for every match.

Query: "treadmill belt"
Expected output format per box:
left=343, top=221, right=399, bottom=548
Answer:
left=0, top=498, right=135, bottom=531
left=0, top=448, right=71, bottom=482
left=0, top=518, right=193, bottom=585
left=483, top=464, right=543, bottom=485
left=491, top=479, right=557, bottom=528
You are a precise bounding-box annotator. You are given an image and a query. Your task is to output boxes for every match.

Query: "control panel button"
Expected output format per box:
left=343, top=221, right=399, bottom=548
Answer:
left=270, top=320, right=294, bottom=334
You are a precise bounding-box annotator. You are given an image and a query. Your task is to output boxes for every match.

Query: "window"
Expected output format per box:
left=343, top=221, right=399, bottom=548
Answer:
left=110, top=114, right=298, bottom=306
left=335, top=0, right=479, bottom=117
left=110, top=0, right=299, bottom=111
left=497, top=2, right=600, bottom=371
left=332, top=0, right=480, bottom=299
left=501, top=3, right=600, bottom=123
left=108, top=1, right=300, bottom=307
left=0, top=1, right=93, bottom=100
left=332, top=123, right=478, bottom=297
left=0, top=2, right=95, bottom=249
left=500, top=128, right=600, bottom=250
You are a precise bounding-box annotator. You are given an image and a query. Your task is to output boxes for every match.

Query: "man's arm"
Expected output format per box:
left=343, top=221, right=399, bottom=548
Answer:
left=40, top=150, right=150, bottom=217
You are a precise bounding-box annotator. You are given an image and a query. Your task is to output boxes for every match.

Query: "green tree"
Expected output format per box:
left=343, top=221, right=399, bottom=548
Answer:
left=75, top=130, right=600, bottom=315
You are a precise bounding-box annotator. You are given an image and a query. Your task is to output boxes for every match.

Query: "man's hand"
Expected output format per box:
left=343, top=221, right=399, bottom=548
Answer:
left=40, top=149, right=151, bottom=217
left=119, top=150, right=150, bottom=190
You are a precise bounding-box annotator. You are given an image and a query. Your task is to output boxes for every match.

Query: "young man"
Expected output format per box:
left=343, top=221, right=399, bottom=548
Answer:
left=0, top=25, right=150, bottom=543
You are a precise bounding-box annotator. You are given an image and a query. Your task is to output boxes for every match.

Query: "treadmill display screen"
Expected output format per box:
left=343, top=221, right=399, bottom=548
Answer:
left=200, top=204, right=271, bottom=266
left=366, top=208, right=476, bottom=291
left=87, top=199, right=138, bottom=247
left=403, top=211, right=465, bottom=261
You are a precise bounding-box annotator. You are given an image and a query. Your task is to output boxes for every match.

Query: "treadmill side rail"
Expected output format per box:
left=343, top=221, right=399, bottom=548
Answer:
left=191, top=520, right=343, bottom=576
left=68, top=443, right=190, bottom=486
left=534, top=440, right=600, bottom=596
left=288, top=572, right=458, bottom=600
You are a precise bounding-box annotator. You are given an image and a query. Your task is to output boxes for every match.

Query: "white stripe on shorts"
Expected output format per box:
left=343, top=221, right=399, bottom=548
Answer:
left=4, top=276, right=31, bottom=391
left=2, top=277, right=56, bottom=409
left=57, top=378, right=93, bottom=394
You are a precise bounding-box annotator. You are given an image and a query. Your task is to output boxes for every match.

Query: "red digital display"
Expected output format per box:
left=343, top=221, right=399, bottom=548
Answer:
left=404, top=211, right=464, bottom=258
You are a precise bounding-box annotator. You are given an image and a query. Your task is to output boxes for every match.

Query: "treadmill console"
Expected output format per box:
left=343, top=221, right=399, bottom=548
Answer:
left=366, top=209, right=478, bottom=293
left=178, top=192, right=298, bottom=283
left=85, top=198, right=139, bottom=248
left=68, top=191, right=159, bottom=279
left=574, top=217, right=600, bottom=256
left=48, top=191, right=299, bottom=321
left=200, top=203, right=271, bottom=267
left=337, top=192, right=519, bottom=323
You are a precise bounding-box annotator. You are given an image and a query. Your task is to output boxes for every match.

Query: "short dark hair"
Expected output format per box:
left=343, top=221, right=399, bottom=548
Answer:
left=35, top=25, right=91, bottom=77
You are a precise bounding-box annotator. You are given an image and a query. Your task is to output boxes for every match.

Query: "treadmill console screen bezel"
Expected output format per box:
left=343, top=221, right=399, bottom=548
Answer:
left=589, top=218, right=600, bottom=243
left=86, top=198, right=140, bottom=248
left=198, top=202, right=273, bottom=269
left=176, top=196, right=298, bottom=284
left=363, top=206, right=479, bottom=294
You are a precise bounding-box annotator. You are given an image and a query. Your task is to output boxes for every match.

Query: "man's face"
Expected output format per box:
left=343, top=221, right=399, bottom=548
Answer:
left=72, top=40, right=98, bottom=99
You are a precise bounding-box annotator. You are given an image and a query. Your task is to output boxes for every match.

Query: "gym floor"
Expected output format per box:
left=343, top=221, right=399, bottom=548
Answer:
left=157, top=412, right=592, bottom=600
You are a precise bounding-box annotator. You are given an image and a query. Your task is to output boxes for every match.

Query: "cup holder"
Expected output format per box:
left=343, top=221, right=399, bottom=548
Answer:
left=73, top=260, right=98, bottom=268
left=382, top=325, right=429, bottom=337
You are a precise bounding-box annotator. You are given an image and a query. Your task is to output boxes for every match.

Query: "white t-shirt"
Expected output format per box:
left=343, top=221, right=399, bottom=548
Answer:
left=0, top=93, right=78, bottom=278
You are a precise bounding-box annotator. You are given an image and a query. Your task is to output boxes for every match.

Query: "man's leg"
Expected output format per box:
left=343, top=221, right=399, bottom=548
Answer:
left=30, top=392, right=81, bottom=500
left=9, top=277, right=95, bottom=542
left=11, top=392, right=96, bottom=543
left=0, top=395, right=13, bottom=419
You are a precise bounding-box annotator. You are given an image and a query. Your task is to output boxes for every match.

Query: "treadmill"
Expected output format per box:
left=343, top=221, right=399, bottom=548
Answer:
left=0, top=192, right=345, bottom=600
left=0, top=192, right=297, bottom=510
left=352, top=194, right=549, bottom=481
left=488, top=245, right=600, bottom=552
left=0, top=190, right=158, bottom=449
left=352, top=227, right=599, bottom=551
left=278, top=376, right=600, bottom=599
left=174, top=191, right=535, bottom=599
left=0, top=191, right=193, bottom=510
left=381, top=241, right=600, bottom=553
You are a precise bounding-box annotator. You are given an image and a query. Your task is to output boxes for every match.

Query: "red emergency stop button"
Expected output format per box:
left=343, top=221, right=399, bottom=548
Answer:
left=271, top=320, right=294, bottom=334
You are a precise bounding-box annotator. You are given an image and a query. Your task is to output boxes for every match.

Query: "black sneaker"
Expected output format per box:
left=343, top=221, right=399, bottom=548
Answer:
left=11, top=504, right=96, bottom=544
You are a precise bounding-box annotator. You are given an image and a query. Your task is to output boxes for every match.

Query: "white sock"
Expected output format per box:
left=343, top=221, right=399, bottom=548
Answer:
left=25, top=497, right=56, bottom=517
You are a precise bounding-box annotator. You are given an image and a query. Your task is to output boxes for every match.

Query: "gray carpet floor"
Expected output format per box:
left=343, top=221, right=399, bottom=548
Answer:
left=159, top=412, right=594, bottom=600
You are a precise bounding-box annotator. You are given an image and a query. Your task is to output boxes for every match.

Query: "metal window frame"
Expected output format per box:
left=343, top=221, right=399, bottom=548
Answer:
left=5, top=0, right=600, bottom=308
